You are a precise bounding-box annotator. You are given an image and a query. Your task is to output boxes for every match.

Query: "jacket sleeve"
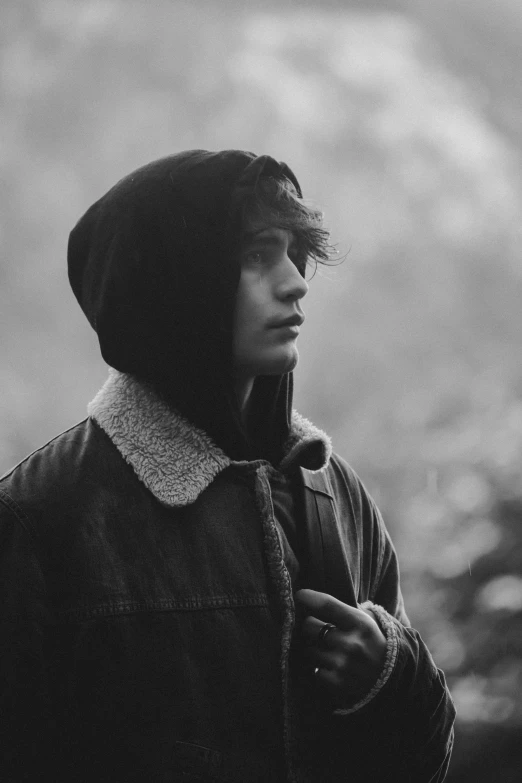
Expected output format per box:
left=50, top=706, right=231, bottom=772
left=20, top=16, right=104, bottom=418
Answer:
left=328, top=458, right=456, bottom=782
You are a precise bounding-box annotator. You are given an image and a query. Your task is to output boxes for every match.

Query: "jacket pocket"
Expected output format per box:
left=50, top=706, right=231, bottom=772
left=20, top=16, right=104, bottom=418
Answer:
left=172, top=740, right=276, bottom=783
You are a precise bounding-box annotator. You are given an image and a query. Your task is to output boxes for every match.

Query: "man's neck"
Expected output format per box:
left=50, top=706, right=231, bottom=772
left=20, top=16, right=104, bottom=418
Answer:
left=235, top=376, right=255, bottom=425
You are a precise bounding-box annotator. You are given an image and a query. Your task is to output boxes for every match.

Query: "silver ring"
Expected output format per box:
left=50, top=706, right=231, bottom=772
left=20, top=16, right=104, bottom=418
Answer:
left=316, top=622, right=336, bottom=646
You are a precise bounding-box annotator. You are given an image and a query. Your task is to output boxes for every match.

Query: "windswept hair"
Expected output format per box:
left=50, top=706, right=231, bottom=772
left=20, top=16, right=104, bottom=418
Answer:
left=238, top=176, right=339, bottom=276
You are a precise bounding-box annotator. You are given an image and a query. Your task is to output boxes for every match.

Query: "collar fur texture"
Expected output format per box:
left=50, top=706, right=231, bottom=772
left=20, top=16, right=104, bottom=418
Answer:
left=88, top=369, right=332, bottom=508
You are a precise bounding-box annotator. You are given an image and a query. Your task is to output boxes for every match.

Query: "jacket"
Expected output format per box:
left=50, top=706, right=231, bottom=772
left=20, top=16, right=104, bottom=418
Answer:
left=0, top=369, right=455, bottom=782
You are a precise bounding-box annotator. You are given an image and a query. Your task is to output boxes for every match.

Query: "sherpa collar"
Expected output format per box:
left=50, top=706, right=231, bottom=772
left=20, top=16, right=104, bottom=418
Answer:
left=88, top=369, right=332, bottom=508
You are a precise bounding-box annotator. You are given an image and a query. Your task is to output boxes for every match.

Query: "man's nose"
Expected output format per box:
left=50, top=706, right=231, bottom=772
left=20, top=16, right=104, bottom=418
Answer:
left=279, top=258, right=309, bottom=301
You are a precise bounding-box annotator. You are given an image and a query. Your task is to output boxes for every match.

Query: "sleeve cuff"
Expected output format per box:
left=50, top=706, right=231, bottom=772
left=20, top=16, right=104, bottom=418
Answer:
left=333, top=601, right=400, bottom=716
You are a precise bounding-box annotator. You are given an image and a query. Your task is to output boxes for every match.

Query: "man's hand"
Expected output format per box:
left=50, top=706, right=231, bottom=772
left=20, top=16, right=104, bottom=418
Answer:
left=294, top=589, right=387, bottom=708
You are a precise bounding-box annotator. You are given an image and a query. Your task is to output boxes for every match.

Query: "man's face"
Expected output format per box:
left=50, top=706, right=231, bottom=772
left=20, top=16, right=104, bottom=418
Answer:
left=233, top=225, right=309, bottom=382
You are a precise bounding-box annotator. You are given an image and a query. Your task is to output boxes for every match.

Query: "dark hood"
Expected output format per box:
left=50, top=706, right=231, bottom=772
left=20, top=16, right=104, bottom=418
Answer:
left=68, top=149, right=303, bottom=463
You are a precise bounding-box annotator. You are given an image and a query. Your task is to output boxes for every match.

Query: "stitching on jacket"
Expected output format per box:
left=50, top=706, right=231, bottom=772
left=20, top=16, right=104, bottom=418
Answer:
left=0, top=420, right=89, bottom=482
left=59, top=593, right=271, bottom=621
left=0, top=489, right=36, bottom=538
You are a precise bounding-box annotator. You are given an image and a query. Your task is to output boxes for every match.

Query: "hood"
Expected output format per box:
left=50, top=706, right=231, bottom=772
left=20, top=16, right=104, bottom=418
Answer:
left=68, top=149, right=303, bottom=462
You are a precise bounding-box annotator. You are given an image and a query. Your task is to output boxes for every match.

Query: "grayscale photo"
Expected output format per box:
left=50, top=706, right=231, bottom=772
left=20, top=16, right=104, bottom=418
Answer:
left=1, top=1, right=521, bottom=780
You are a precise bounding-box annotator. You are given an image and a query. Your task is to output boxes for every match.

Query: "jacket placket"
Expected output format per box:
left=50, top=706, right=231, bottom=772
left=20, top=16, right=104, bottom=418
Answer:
left=252, top=463, right=300, bottom=783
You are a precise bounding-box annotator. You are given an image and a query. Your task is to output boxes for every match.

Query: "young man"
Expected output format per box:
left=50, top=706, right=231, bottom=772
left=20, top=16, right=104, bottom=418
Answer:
left=0, top=150, right=455, bottom=782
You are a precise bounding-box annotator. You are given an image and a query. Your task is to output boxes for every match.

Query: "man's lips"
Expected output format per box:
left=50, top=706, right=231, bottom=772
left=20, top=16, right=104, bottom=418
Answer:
left=268, top=314, right=305, bottom=328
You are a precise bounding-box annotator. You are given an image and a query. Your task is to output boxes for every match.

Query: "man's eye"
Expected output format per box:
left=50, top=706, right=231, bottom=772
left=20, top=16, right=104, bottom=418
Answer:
left=245, top=251, right=264, bottom=264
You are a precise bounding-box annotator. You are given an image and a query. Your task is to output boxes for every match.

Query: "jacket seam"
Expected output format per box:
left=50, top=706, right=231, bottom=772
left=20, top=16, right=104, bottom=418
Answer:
left=0, top=489, right=36, bottom=538
left=59, top=594, right=271, bottom=621
left=0, top=419, right=89, bottom=482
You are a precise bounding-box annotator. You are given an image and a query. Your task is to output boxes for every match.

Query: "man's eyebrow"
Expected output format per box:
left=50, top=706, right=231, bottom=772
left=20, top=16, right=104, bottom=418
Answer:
left=241, top=229, right=297, bottom=247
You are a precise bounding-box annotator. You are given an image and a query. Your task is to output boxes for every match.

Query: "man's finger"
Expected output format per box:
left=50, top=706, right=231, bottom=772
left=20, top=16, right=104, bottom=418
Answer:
left=295, top=589, right=361, bottom=630
left=301, top=615, right=338, bottom=646
left=305, top=647, right=344, bottom=672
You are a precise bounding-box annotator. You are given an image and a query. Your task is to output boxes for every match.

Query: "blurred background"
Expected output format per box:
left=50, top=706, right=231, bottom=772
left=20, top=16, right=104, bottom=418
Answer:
left=1, top=0, right=522, bottom=778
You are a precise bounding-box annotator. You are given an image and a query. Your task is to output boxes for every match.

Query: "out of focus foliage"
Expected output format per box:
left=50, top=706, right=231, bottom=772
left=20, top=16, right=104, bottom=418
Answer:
left=1, top=0, right=522, bottom=778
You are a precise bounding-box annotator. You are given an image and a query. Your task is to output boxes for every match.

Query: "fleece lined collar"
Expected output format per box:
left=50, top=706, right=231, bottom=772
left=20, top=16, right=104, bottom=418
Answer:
left=87, top=369, right=332, bottom=508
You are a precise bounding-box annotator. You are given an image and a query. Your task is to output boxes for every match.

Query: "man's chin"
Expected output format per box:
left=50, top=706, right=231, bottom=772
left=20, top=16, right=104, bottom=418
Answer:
left=236, top=348, right=300, bottom=379
left=262, top=349, right=299, bottom=376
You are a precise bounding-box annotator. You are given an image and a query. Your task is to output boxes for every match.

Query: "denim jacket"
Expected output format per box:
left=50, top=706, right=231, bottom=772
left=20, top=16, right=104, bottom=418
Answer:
left=0, top=370, right=455, bottom=782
